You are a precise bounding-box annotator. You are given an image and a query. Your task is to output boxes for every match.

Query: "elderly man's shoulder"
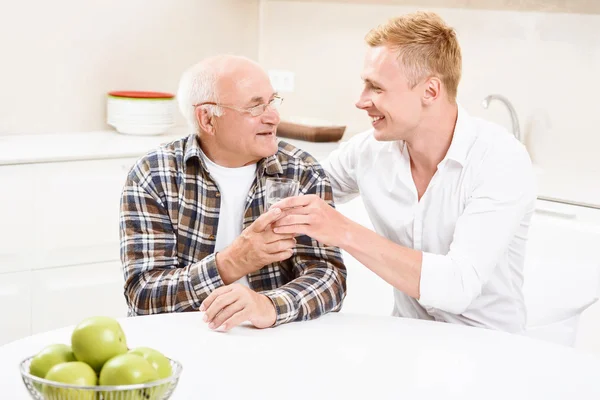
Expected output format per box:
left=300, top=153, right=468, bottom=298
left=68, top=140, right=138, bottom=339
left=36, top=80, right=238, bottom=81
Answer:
left=128, top=135, right=191, bottom=180
left=275, top=139, right=328, bottom=177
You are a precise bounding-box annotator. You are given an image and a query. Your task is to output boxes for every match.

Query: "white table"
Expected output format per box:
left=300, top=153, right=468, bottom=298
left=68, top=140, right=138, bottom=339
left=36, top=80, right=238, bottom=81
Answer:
left=2, top=312, right=600, bottom=399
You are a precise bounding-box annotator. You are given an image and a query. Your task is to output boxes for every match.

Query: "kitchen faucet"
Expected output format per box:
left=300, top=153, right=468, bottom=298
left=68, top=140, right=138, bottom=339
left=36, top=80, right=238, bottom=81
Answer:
left=481, top=94, right=522, bottom=143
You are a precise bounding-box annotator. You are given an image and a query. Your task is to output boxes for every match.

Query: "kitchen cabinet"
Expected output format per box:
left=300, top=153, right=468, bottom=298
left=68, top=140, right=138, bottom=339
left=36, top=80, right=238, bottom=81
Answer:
left=524, top=199, right=600, bottom=347
left=33, top=158, right=138, bottom=269
left=0, top=271, right=31, bottom=345
left=0, top=131, right=181, bottom=346
left=0, top=165, right=37, bottom=274
left=337, top=197, right=395, bottom=316
left=31, top=261, right=128, bottom=334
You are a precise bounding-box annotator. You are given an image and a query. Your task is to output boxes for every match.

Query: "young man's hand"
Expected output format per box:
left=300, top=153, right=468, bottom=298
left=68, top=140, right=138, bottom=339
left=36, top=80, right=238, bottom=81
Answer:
left=216, top=207, right=296, bottom=284
left=272, top=194, right=350, bottom=247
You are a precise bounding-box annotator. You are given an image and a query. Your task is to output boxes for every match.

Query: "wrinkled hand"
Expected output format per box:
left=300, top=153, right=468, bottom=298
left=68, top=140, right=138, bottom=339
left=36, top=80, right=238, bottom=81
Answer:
left=272, top=194, right=349, bottom=247
left=217, top=207, right=297, bottom=283
left=199, top=284, right=277, bottom=331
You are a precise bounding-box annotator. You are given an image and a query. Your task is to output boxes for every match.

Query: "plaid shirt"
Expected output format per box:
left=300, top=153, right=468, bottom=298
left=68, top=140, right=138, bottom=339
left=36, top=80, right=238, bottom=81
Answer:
left=120, top=134, right=347, bottom=326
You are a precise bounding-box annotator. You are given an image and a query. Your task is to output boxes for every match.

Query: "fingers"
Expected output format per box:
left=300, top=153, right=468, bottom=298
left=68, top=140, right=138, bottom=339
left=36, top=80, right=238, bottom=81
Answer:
left=219, top=309, right=250, bottom=332
left=199, top=285, right=233, bottom=312
left=272, top=214, right=311, bottom=228
left=251, top=207, right=283, bottom=232
left=262, top=225, right=296, bottom=244
left=273, top=224, right=308, bottom=235
left=202, top=289, right=238, bottom=322
left=208, top=299, right=245, bottom=329
left=267, top=249, right=295, bottom=263
left=271, top=195, right=314, bottom=210
left=275, top=205, right=313, bottom=216
left=265, top=238, right=296, bottom=254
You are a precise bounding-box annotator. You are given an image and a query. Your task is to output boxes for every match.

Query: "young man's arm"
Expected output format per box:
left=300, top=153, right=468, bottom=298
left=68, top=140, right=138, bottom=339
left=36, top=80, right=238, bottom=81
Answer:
left=273, top=144, right=536, bottom=315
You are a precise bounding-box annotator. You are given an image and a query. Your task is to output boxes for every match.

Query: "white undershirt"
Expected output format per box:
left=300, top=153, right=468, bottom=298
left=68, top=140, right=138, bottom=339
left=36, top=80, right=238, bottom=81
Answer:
left=199, top=148, right=257, bottom=288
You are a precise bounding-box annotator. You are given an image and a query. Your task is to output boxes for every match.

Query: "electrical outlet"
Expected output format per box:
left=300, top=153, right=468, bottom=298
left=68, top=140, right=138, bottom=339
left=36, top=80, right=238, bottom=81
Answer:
left=268, top=69, right=295, bottom=92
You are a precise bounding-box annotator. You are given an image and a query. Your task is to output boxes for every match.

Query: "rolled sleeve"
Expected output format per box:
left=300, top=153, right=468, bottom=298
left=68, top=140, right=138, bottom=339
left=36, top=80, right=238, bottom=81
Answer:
left=262, top=288, right=300, bottom=326
left=189, top=253, right=225, bottom=300
left=419, top=252, right=481, bottom=314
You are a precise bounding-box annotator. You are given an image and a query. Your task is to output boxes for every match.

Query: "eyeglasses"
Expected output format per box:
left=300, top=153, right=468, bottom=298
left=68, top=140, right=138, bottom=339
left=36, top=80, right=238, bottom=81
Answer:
left=194, top=95, right=283, bottom=117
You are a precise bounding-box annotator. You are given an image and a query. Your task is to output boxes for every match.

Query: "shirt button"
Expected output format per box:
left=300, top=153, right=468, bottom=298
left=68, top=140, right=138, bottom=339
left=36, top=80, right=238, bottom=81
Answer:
left=215, top=192, right=220, bottom=197
left=209, top=234, right=215, bottom=240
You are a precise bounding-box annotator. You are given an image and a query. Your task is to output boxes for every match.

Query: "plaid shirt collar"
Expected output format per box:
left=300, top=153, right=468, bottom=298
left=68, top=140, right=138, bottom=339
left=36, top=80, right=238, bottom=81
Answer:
left=183, top=134, right=283, bottom=177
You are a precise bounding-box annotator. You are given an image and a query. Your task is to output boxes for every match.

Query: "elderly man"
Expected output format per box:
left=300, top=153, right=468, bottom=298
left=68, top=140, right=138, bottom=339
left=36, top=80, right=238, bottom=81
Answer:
left=273, top=12, right=536, bottom=333
left=119, top=55, right=346, bottom=332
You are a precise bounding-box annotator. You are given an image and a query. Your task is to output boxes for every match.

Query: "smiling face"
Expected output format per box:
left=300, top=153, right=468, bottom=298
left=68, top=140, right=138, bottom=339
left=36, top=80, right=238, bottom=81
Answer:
left=355, top=45, right=425, bottom=142
left=197, top=59, right=281, bottom=167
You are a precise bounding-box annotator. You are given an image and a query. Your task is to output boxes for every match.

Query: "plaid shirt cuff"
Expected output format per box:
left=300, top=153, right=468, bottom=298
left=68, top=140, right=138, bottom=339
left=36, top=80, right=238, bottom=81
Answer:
left=262, top=288, right=299, bottom=326
left=190, top=253, right=225, bottom=304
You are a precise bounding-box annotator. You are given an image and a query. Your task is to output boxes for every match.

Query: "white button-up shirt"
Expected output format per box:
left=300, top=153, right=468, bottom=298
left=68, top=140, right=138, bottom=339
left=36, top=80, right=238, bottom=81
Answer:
left=322, top=107, right=537, bottom=333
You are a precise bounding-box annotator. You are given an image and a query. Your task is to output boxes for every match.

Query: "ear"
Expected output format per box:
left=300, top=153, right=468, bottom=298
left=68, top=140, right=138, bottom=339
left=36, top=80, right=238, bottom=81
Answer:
left=422, top=77, right=442, bottom=105
left=196, top=106, right=217, bottom=136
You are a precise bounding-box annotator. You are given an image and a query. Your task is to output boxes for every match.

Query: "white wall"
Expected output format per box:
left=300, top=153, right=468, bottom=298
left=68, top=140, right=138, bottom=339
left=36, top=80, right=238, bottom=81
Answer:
left=0, top=0, right=260, bottom=134
left=259, top=1, right=600, bottom=184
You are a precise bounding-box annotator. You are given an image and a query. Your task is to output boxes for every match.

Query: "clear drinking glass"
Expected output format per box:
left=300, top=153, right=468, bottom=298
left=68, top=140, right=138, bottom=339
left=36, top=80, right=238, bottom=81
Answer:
left=265, top=178, right=300, bottom=210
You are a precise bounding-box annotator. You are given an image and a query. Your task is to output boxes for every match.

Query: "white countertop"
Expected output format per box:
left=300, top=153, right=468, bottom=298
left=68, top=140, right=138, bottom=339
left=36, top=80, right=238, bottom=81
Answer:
left=0, top=130, right=338, bottom=166
left=0, top=129, right=188, bottom=165
left=2, top=312, right=599, bottom=399
left=0, top=130, right=598, bottom=208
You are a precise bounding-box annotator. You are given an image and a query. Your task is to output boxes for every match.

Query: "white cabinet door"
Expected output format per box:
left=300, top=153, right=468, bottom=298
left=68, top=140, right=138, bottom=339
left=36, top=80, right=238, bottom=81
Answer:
left=523, top=200, right=600, bottom=350
left=336, top=197, right=395, bottom=316
left=31, top=261, right=128, bottom=334
left=32, top=158, right=137, bottom=269
left=0, top=165, right=37, bottom=274
left=0, top=271, right=31, bottom=345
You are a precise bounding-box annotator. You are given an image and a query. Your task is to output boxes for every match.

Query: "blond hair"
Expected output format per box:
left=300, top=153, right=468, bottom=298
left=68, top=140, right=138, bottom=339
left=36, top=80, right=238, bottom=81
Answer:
left=365, top=11, right=462, bottom=100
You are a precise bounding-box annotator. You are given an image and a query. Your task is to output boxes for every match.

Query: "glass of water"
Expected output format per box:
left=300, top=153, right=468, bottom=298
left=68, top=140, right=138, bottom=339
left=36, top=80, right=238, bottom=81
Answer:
left=265, top=178, right=300, bottom=210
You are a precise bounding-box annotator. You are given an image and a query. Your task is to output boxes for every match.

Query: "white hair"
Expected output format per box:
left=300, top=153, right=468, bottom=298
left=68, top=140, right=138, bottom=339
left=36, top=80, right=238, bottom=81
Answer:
left=177, top=55, right=264, bottom=134
left=177, top=59, right=224, bottom=135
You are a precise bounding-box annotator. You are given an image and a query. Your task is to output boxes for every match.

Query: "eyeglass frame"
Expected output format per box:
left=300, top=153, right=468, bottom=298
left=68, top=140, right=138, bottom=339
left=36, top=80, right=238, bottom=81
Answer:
left=193, top=95, right=284, bottom=117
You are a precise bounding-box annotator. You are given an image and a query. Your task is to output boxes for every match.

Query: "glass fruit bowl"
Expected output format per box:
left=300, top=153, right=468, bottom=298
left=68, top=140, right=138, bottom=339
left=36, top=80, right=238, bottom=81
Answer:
left=20, top=355, right=183, bottom=400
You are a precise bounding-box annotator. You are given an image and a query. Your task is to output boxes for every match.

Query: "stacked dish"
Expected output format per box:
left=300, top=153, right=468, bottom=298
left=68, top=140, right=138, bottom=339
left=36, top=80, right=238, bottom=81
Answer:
left=107, top=91, right=176, bottom=136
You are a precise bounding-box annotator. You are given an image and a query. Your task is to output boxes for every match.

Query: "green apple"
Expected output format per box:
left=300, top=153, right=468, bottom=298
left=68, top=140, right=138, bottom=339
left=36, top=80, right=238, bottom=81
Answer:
left=128, top=347, right=172, bottom=399
left=29, top=344, right=76, bottom=379
left=71, top=316, right=128, bottom=372
left=128, top=347, right=172, bottom=379
left=99, top=353, right=159, bottom=385
left=43, top=361, right=97, bottom=400
left=99, top=354, right=160, bottom=400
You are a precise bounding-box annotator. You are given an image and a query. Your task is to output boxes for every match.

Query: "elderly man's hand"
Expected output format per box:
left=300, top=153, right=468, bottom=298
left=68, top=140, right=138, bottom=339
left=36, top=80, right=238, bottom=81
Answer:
left=199, top=284, right=276, bottom=331
left=216, top=207, right=297, bottom=284
left=271, top=194, right=349, bottom=247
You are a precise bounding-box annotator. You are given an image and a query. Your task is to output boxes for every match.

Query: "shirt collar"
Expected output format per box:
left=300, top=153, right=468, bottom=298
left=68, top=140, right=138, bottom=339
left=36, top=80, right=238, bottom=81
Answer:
left=183, top=133, right=283, bottom=176
left=442, top=104, right=477, bottom=167
left=257, top=142, right=284, bottom=177
left=183, top=134, right=210, bottom=173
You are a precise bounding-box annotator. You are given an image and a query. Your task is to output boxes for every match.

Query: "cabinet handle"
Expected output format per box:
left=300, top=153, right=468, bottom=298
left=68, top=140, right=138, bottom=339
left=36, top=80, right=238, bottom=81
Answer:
left=535, top=206, right=576, bottom=219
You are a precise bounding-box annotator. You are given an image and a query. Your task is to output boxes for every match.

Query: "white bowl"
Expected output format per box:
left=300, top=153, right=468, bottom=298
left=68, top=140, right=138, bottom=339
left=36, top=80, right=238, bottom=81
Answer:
left=107, top=94, right=176, bottom=136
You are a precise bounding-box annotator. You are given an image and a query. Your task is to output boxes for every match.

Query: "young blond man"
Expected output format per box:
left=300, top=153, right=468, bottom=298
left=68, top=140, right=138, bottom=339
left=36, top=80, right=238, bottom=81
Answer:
left=273, top=12, right=536, bottom=333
